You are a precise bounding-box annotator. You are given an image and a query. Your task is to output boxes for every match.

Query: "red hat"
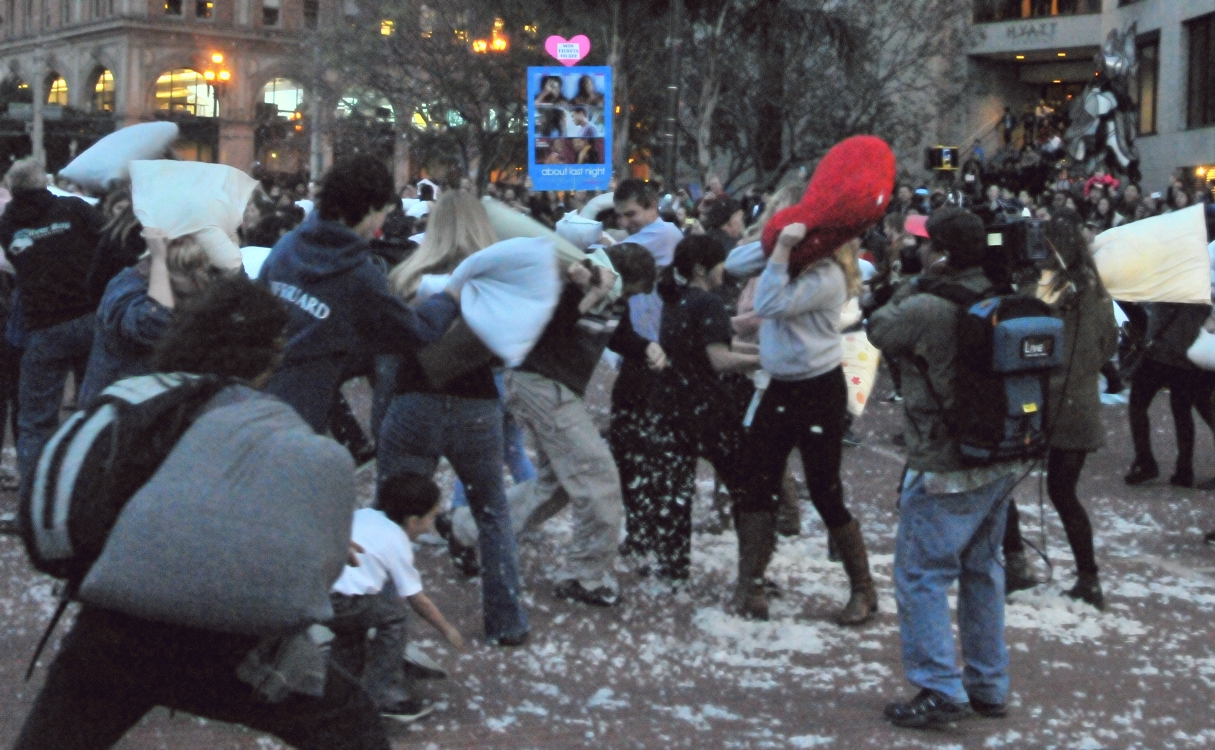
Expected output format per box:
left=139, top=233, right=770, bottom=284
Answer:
left=761, top=135, right=897, bottom=269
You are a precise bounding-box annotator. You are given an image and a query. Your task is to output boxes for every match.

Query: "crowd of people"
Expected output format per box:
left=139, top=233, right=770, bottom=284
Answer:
left=1, top=135, right=1214, bottom=749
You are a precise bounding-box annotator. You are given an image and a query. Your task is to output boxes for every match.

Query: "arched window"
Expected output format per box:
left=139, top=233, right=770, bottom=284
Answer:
left=336, top=89, right=394, bottom=124
left=92, top=69, right=114, bottom=112
left=155, top=68, right=217, bottom=117
left=46, top=74, right=67, bottom=105
left=262, top=78, right=303, bottom=118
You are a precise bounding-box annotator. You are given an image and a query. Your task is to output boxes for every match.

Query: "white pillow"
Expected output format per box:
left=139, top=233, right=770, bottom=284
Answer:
left=1092, top=205, right=1211, bottom=304
left=59, top=122, right=179, bottom=194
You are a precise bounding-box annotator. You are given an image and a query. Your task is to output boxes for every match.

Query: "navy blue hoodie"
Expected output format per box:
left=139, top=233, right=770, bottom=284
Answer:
left=259, top=213, right=458, bottom=432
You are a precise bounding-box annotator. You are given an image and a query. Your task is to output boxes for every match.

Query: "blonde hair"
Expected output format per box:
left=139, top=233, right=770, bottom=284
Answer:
left=741, top=184, right=803, bottom=244
left=824, top=238, right=863, bottom=299
left=166, top=235, right=223, bottom=301
left=388, top=191, right=497, bottom=299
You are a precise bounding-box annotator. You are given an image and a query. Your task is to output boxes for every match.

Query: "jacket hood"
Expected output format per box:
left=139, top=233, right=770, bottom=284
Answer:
left=272, top=213, right=370, bottom=283
left=4, top=189, right=55, bottom=227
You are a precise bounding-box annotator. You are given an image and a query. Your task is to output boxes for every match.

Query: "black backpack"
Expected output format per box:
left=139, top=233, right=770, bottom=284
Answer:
left=19, top=372, right=232, bottom=586
left=916, top=280, right=1064, bottom=466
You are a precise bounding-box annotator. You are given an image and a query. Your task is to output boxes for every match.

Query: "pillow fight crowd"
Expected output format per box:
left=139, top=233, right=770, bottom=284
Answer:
left=0, top=127, right=1212, bottom=749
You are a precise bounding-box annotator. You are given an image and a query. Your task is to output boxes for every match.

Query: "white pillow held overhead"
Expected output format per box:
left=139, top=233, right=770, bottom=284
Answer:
left=59, top=122, right=179, bottom=194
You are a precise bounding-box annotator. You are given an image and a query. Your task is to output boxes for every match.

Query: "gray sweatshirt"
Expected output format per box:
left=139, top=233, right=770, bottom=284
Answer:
left=753, top=259, right=846, bottom=380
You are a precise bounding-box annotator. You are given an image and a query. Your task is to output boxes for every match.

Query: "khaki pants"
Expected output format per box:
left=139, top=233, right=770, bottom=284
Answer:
left=453, top=370, right=623, bottom=591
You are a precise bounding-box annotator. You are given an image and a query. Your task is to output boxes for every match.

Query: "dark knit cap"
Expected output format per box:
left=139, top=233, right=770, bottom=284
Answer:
left=927, top=207, right=987, bottom=270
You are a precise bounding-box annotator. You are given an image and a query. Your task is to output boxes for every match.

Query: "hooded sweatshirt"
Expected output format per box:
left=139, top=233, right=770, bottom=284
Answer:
left=0, top=188, right=103, bottom=330
left=259, top=214, right=458, bottom=432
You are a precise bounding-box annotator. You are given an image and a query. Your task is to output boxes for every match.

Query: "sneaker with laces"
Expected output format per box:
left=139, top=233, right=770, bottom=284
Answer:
left=433, top=514, right=480, bottom=578
left=380, top=699, right=434, bottom=724
left=553, top=578, right=620, bottom=607
left=884, top=688, right=972, bottom=728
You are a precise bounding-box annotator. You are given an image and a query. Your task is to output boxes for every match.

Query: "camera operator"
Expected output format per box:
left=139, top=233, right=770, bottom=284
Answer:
left=869, top=208, right=1022, bottom=728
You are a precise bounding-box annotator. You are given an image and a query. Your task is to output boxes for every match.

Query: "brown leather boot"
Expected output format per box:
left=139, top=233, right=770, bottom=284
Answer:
left=733, top=511, right=777, bottom=621
left=829, top=519, right=878, bottom=626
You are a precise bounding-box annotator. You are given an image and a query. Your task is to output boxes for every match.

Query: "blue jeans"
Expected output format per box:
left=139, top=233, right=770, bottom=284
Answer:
left=378, top=393, right=528, bottom=641
left=894, top=472, right=1016, bottom=706
left=17, top=314, right=95, bottom=495
left=451, top=372, right=535, bottom=509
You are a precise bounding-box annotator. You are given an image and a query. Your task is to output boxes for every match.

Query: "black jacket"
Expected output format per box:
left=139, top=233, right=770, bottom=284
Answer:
left=0, top=189, right=103, bottom=330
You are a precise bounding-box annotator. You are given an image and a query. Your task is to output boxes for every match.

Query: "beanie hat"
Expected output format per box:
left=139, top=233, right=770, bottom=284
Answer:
left=760, top=135, right=897, bottom=270
left=703, top=197, right=741, bottom=231
left=926, top=207, right=986, bottom=270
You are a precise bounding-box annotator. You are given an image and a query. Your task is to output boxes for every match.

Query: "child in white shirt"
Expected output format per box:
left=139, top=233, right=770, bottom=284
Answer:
left=329, top=473, right=463, bottom=724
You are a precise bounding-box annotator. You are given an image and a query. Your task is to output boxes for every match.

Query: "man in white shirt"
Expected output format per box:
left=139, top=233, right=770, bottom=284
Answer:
left=329, top=473, right=463, bottom=724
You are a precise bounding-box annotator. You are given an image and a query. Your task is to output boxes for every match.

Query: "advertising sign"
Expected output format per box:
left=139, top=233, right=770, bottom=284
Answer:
left=527, top=66, right=612, bottom=192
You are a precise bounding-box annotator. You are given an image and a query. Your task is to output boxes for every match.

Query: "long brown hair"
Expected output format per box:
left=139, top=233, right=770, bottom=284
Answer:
left=101, top=187, right=141, bottom=248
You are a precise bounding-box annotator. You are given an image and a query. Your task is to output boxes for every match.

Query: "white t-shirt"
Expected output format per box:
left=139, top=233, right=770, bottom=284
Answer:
left=331, top=508, right=423, bottom=598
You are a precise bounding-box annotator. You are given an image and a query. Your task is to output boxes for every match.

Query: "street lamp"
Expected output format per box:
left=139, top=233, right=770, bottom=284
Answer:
left=201, top=52, right=232, bottom=117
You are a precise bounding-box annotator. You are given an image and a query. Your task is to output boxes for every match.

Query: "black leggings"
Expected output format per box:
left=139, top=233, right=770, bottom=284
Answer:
left=637, top=389, right=746, bottom=579
left=737, top=367, right=852, bottom=529
left=1128, top=358, right=1215, bottom=472
left=1003, top=448, right=1097, bottom=575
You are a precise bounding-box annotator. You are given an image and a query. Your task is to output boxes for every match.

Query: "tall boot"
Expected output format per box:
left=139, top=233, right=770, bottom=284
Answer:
left=776, top=469, right=802, bottom=537
left=829, top=519, right=878, bottom=626
left=732, top=511, right=777, bottom=621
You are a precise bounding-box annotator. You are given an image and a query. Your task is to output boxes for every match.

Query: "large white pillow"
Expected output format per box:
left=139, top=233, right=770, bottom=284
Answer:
left=130, top=160, right=259, bottom=271
left=1092, top=205, right=1211, bottom=304
left=58, top=122, right=179, bottom=194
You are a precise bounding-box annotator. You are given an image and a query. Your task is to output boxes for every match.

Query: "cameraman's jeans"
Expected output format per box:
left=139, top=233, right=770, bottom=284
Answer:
left=894, top=471, right=1016, bottom=706
left=378, top=392, right=529, bottom=642
left=17, top=313, right=94, bottom=496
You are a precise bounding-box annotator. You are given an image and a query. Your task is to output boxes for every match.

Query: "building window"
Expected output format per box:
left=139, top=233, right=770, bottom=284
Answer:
left=155, top=68, right=218, bottom=117
left=92, top=69, right=114, bottom=111
left=46, top=74, right=67, bottom=105
left=974, top=0, right=1101, bottom=23
left=1188, top=12, right=1215, bottom=129
left=164, top=0, right=181, bottom=15
left=262, top=0, right=278, bottom=25
left=1135, top=34, right=1158, bottom=135
left=195, top=0, right=211, bottom=17
left=262, top=78, right=303, bottom=116
left=302, top=0, right=316, bottom=28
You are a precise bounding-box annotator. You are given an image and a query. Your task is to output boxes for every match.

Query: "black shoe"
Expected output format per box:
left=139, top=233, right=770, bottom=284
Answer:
left=433, top=514, right=480, bottom=578
left=1171, top=468, right=1194, bottom=488
left=1065, top=572, right=1104, bottom=611
left=1124, top=462, right=1159, bottom=486
left=402, top=659, right=448, bottom=680
left=554, top=579, right=620, bottom=607
left=968, top=696, right=1007, bottom=718
left=884, top=689, right=972, bottom=728
left=488, top=631, right=529, bottom=647
left=842, top=429, right=865, bottom=447
left=380, top=699, right=434, bottom=724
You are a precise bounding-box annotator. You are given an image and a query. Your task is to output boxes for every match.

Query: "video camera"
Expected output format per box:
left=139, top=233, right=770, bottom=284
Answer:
left=986, top=215, right=1050, bottom=285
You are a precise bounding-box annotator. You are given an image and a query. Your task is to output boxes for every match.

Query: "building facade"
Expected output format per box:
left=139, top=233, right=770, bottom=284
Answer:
left=959, top=0, right=1215, bottom=192
left=0, top=0, right=347, bottom=177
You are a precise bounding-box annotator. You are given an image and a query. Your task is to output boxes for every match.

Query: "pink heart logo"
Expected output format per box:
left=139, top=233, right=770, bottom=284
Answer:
left=544, top=35, right=591, bottom=66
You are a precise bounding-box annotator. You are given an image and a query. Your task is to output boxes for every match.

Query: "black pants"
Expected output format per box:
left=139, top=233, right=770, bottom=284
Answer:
left=610, top=392, right=660, bottom=557
left=640, top=386, right=747, bottom=579
left=1002, top=448, right=1098, bottom=575
left=12, top=607, right=389, bottom=750
left=1128, top=358, right=1215, bottom=473
left=0, top=339, right=20, bottom=449
left=736, top=368, right=852, bottom=529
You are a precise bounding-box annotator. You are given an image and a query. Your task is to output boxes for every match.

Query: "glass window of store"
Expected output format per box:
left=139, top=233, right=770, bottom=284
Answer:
left=1188, top=13, right=1215, bottom=129
left=1136, top=32, right=1158, bottom=135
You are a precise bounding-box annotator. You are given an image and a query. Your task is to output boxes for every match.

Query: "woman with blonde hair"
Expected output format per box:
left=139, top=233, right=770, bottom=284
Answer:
left=78, top=228, right=228, bottom=406
left=378, top=190, right=530, bottom=646
left=731, top=224, right=875, bottom=625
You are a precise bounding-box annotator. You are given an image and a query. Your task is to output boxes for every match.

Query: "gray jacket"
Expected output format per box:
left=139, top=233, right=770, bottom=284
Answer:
left=1046, top=280, right=1119, bottom=452
left=868, top=267, right=993, bottom=473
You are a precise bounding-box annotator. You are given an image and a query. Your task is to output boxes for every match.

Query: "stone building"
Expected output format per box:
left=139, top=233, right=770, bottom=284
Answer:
left=961, top=0, right=1215, bottom=192
left=0, top=0, right=336, bottom=177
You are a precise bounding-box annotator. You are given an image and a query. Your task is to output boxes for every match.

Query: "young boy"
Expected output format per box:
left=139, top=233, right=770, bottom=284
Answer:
left=329, top=472, right=465, bottom=724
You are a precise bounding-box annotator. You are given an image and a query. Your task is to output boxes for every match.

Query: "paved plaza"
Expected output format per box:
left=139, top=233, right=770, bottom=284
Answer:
left=3, top=370, right=1215, bottom=749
